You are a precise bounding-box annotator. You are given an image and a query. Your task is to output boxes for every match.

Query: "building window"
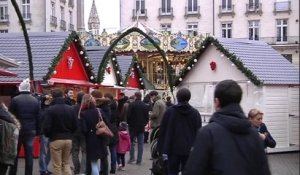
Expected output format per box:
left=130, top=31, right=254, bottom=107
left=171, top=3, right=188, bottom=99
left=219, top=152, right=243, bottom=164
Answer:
left=161, top=0, right=171, bottom=13
left=221, top=0, right=232, bottom=11
left=22, top=0, right=31, bottom=19
left=221, top=22, right=232, bottom=38
left=187, top=22, right=198, bottom=36
left=136, top=0, right=145, bottom=15
left=161, top=23, right=171, bottom=33
left=249, top=20, right=259, bottom=40
left=188, top=0, right=197, bottom=12
left=51, top=1, right=55, bottom=16
left=276, top=19, right=287, bottom=42
left=0, top=29, right=8, bottom=33
left=61, top=6, right=64, bottom=20
left=275, top=0, right=290, bottom=11
left=0, top=4, right=8, bottom=21
left=69, top=11, right=73, bottom=24
left=249, top=0, right=259, bottom=9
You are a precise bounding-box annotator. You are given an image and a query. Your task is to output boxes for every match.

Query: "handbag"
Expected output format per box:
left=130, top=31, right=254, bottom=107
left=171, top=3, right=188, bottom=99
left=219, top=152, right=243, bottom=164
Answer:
left=95, top=108, right=113, bottom=138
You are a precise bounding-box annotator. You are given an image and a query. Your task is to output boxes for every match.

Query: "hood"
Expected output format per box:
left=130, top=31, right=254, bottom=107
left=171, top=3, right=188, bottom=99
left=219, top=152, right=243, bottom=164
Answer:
left=119, top=130, right=129, bottom=139
left=210, top=104, right=252, bottom=134
left=173, top=102, right=194, bottom=115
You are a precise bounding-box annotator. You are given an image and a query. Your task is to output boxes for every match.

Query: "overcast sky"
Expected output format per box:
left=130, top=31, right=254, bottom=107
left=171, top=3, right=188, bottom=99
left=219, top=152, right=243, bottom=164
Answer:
left=84, top=0, right=120, bottom=34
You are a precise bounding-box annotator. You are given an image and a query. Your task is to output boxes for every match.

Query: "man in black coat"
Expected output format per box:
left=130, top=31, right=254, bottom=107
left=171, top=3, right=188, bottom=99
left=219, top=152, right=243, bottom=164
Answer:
left=43, top=88, right=77, bottom=175
left=158, top=88, right=202, bottom=175
left=127, top=91, right=149, bottom=165
left=183, top=80, right=271, bottom=175
left=9, top=78, right=41, bottom=175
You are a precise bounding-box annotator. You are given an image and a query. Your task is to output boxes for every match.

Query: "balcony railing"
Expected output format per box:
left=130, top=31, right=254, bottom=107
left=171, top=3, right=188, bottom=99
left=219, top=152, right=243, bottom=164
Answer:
left=274, top=1, right=291, bottom=14
left=50, top=15, right=57, bottom=27
left=60, top=20, right=66, bottom=31
left=259, top=36, right=298, bottom=45
left=245, top=3, right=262, bottom=16
left=0, top=14, right=9, bottom=23
left=22, top=13, right=31, bottom=21
left=218, top=5, right=235, bottom=17
left=158, top=8, right=174, bottom=19
left=132, top=9, right=148, bottom=20
left=184, top=6, right=201, bottom=18
left=69, top=23, right=74, bottom=31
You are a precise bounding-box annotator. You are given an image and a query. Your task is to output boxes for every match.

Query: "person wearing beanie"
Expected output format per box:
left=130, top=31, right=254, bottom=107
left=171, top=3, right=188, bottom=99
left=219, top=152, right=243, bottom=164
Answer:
left=158, top=88, right=202, bottom=175
left=183, top=80, right=271, bottom=175
left=9, top=78, right=41, bottom=175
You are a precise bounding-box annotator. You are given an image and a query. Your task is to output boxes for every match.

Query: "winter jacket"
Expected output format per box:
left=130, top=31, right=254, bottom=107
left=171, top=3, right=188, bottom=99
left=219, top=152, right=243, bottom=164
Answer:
left=158, top=102, right=202, bottom=156
left=183, top=104, right=271, bottom=175
left=150, top=96, right=166, bottom=128
left=80, top=107, right=108, bottom=160
left=43, top=98, right=77, bottom=141
left=127, top=99, right=149, bottom=133
left=116, top=130, right=131, bottom=154
left=256, top=123, right=276, bottom=148
left=9, top=92, right=40, bottom=134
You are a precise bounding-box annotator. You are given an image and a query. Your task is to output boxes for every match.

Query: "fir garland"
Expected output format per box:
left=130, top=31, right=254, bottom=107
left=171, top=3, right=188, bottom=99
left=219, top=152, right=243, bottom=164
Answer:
left=110, top=53, right=123, bottom=86
left=97, top=27, right=173, bottom=92
left=174, top=36, right=263, bottom=86
left=43, top=31, right=96, bottom=83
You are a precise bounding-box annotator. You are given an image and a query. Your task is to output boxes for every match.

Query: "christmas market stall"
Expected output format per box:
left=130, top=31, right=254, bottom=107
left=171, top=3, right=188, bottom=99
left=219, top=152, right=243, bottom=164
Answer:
left=174, top=37, right=300, bottom=153
left=0, top=31, right=97, bottom=100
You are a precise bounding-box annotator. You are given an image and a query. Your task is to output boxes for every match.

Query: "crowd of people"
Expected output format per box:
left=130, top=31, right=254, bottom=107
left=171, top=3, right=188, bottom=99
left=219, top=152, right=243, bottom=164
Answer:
left=0, top=78, right=276, bottom=175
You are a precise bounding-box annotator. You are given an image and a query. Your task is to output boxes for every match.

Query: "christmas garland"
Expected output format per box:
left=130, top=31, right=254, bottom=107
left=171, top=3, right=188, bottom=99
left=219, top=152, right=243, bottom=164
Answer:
left=174, top=36, right=263, bottom=86
left=97, top=27, right=173, bottom=92
left=43, top=31, right=96, bottom=83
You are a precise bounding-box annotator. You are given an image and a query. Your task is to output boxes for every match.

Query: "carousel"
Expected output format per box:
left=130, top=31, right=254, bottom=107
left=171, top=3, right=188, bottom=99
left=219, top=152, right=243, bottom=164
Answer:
left=80, top=21, right=208, bottom=95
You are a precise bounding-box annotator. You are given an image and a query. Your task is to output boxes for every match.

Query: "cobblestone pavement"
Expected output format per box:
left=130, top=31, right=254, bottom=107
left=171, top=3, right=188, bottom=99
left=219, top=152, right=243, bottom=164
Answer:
left=11, top=143, right=300, bottom=175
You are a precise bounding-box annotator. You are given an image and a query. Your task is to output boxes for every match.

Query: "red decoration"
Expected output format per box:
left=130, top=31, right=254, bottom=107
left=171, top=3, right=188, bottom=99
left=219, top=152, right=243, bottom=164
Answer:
left=210, top=61, right=217, bottom=71
left=106, top=67, right=111, bottom=74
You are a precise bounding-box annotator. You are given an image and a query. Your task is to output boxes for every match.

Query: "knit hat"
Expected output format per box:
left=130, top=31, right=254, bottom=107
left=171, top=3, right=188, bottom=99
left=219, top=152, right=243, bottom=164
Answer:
left=119, top=121, right=128, bottom=131
left=18, top=78, right=30, bottom=92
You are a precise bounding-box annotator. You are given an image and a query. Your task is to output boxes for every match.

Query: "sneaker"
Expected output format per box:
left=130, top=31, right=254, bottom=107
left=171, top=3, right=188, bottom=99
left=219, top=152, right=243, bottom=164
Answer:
left=127, top=159, right=135, bottom=164
left=120, top=166, right=125, bottom=171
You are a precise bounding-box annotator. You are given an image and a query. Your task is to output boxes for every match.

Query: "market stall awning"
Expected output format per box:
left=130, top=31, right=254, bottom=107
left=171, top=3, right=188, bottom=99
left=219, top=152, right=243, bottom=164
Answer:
left=48, top=78, right=97, bottom=87
left=0, top=69, right=17, bottom=77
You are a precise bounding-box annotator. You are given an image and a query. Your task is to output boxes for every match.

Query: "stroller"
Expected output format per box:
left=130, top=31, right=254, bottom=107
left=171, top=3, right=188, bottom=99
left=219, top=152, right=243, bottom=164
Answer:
left=150, top=127, right=168, bottom=175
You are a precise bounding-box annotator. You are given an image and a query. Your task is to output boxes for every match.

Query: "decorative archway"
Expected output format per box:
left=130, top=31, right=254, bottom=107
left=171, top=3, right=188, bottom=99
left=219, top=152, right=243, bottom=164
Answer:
left=97, top=27, right=174, bottom=93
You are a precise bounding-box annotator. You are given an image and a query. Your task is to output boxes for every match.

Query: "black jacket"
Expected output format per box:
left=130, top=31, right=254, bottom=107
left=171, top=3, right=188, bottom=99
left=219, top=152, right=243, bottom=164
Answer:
left=9, top=92, right=40, bottom=133
left=158, top=102, right=202, bottom=156
left=43, top=98, right=77, bottom=141
left=256, top=123, right=276, bottom=148
left=127, top=99, right=149, bottom=133
left=80, top=107, right=108, bottom=160
left=183, top=104, right=271, bottom=175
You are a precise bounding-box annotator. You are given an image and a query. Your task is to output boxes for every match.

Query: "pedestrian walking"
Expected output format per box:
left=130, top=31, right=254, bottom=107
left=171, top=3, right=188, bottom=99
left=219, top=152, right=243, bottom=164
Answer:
left=72, top=91, right=87, bottom=175
left=116, top=122, right=131, bottom=171
left=158, top=88, right=202, bottom=175
left=9, top=78, right=41, bottom=175
left=149, top=91, right=166, bottom=129
left=127, top=92, right=149, bottom=165
left=0, top=102, right=20, bottom=175
left=248, top=108, right=276, bottom=149
left=43, top=88, right=78, bottom=175
left=183, top=79, right=271, bottom=175
left=79, top=94, right=109, bottom=175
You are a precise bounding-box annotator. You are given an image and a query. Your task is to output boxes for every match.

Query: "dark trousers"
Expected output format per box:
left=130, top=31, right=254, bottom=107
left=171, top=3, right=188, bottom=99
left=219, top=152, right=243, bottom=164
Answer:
left=9, top=130, right=36, bottom=175
left=167, top=154, right=189, bottom=175
left=0, top=163, right=9, bottom=175
left=116, top=153, right=125, bottom=167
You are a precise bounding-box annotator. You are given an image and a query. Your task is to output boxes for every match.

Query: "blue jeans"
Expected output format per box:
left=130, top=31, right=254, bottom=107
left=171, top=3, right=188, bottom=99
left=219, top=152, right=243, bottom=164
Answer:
left=109, top=144, right=117, bottom=171
left=39, top=135, right=51, bottom=173
left=129, top=130, right=144, bottom=163
left=91, top=160, right=100, bottom=175
left=9, top=130, right=36, bottom=175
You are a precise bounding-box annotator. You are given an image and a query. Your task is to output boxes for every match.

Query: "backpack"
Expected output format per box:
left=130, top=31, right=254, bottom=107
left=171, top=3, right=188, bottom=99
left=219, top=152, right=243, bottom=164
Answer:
left=0, top=119, right=19, bottom=165
left=150, top=156, right=168, bottom=175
